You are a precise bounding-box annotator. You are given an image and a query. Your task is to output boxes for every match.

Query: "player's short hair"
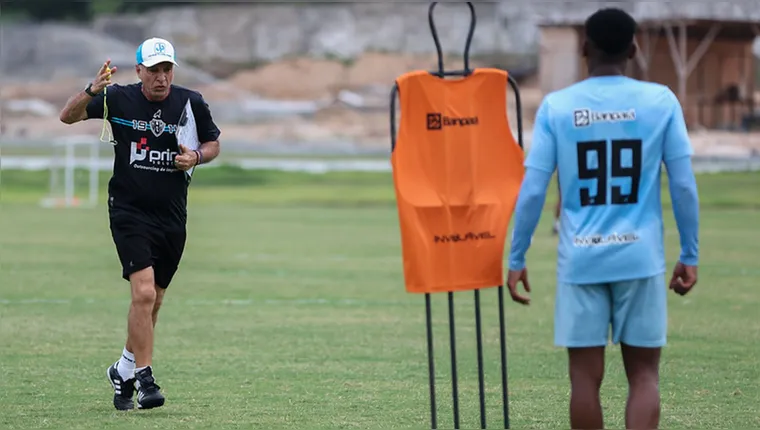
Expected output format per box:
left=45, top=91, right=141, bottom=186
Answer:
left=584, top=8, right=638, bottom=59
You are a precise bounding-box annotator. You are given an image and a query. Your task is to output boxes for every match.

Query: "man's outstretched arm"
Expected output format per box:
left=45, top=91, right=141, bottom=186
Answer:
left=661, top=88, right=699, bottom=294
left=60, top=59, right=116, bottom=124
left=508, top=168, right=554, bottom=271
left=508, top=97, right=557, bottom=271
left=664, top=156, right=699, bottom=266
left=661, top=89, right=699, bottom=267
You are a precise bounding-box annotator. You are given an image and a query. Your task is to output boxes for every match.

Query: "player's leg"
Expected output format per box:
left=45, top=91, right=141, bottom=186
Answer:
left=555, top=280, right=612, bottom=429
left=124, top=285, right=163, bottom=361
left=127, top=266, right=166, bottom=410
left=130, top=226, right=187, bottom=409
left=107, top=215, right=156, bottom=410
left=568, top=347, right=606, bottom=429
left=128, top=267, right=158, bottom=370
left=611, top=276, right=668, bottom=429
left=621, top=344, right=661, bottom=429
left=144, top=226, right=185, bottom=347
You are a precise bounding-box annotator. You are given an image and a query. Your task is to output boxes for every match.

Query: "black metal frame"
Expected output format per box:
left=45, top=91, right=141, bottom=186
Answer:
left=388, top=2, right=525, bottom=429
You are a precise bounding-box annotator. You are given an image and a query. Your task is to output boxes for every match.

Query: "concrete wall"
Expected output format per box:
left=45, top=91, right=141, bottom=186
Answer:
left=538, top=27, right=581, bottom=95
left=3, top=2, right=759, bottom=88
left=92, top=3, right=542, bottom=65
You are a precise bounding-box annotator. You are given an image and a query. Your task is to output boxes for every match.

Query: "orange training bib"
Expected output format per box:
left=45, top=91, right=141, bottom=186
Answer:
left=392, top=68, right=525, bottom=294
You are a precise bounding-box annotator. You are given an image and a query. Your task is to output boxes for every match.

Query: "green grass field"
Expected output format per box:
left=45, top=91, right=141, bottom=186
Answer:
left=1, top=166, right=759, bottom=429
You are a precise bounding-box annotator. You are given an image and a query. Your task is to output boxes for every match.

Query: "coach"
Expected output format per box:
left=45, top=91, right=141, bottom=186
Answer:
left=58, top=37, right=221, bottom=411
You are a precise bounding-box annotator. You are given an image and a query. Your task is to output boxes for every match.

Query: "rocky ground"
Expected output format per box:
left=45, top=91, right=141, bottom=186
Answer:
left=2, top=53, right=760, bottom=157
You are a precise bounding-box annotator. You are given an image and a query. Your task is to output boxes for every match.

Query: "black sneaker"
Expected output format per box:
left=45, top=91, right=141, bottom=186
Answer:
left=135, top=366, right=165, bottom=409
left=106, top=361, right=135, bottom=411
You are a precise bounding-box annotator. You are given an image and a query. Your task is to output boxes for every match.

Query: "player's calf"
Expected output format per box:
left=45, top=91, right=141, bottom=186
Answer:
left=128, top=268, right=157, bottom=368
left=621, top=344, right=661, bottom=429
left=568, top=347, right=606, bottom=430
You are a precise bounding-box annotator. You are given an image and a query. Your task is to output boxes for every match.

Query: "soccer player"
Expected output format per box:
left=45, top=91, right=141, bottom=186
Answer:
left=59, top=37, right=221, bottom=411
left=505, top=8, right=700, bottom=430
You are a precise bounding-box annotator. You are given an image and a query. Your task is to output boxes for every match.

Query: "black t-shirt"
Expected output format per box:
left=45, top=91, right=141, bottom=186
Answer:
left=86, top=83, right=220, bottom=227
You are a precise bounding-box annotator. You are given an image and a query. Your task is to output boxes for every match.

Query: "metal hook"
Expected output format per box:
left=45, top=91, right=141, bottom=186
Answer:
left=428, top=1, right=477, bottom=77
left=391, top=2, right=524, bottom=153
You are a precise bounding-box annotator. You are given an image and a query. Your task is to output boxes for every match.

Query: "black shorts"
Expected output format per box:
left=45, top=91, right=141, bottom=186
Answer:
left=109, top=213, right=187, bottom=289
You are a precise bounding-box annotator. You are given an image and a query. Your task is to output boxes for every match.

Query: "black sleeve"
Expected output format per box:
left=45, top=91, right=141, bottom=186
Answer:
left=85, top=92, right=106, bottom=119
left=190, top=93, right=221, bottom=143
left=85, top=85, right=119, bottom=120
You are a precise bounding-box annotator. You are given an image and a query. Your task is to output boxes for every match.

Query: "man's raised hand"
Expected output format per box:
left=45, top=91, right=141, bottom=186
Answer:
left=91, top=59, right=118, bottom=94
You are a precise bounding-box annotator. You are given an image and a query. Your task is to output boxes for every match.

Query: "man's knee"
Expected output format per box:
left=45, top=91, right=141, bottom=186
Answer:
left=568, top=347, right=606, bottom=389
left=621, top=344, right=661, bottom=387
left=130, top=268, right=157, bottom=307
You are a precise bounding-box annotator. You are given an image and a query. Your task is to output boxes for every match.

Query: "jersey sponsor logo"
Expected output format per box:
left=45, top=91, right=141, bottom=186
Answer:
left=130, top=137, right=179, bottom=173
left=434, top=231, right=496, bottom=243
left=427, top=112, right=479, bottom=130
left=573, top=231, right=640, bottom=247
left=573, top=108, right=636, bottom=128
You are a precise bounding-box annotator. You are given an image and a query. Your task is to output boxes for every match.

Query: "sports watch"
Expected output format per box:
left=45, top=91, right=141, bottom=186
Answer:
left=84, top=83, right=98, bottom=97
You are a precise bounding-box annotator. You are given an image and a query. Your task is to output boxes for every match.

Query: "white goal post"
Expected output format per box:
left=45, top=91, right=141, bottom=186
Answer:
left=39, top=136, right=102, bottom=209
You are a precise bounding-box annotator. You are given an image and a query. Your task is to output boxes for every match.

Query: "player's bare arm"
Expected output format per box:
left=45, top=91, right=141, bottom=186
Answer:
left=59, top=60, right=118, bottom=124
left=198, top=139, right=220, bottom=164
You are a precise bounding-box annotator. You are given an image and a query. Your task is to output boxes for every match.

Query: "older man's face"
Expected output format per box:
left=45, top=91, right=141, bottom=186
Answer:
left=136, top=62, right=174, bottom=101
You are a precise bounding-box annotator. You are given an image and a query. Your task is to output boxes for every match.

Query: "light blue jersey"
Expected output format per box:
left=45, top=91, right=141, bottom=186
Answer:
left=525, top=76, right=694, bottom=285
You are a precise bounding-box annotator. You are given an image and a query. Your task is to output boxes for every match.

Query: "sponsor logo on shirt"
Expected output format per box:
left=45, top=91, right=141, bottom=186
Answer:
left=573, top=108, right=636, bottom=128
left=130, top=137, right=179, bottom=173
left=426, top=112, right=479, bottom=130
left=573, top=232, right=640, bottom=247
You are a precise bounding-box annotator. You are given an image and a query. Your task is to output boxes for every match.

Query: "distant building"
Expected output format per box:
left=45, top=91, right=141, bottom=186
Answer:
left=537, top=1, right=760, bottom=130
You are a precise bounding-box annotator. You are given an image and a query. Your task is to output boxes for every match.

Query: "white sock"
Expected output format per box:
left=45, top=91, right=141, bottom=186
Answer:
left=117, top=347, right=136, bottom=381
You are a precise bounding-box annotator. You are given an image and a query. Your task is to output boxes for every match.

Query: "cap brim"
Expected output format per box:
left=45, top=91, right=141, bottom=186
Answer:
left=141, top=56, right=178, bottom=68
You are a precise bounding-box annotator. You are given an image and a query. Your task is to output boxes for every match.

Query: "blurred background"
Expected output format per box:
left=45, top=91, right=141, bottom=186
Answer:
left=3, top=0, right=759, bottom=165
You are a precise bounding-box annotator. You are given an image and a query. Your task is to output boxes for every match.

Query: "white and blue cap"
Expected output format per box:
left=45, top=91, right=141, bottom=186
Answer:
left=136, top=37, right=178, bottom=67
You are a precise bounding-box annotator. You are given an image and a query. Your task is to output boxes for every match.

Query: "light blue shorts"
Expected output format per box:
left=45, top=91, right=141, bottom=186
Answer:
left=554, top=274, right=667, bottom=348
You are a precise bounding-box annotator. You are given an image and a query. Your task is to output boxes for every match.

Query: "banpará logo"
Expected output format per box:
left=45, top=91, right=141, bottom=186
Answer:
left=574, top=108, right=636, bottom=128
left=427, top=113, right=479, bottom=130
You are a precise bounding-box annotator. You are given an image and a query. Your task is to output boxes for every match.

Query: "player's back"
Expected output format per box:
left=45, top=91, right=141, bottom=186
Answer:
left=546, top=76, right=682, bottom=284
